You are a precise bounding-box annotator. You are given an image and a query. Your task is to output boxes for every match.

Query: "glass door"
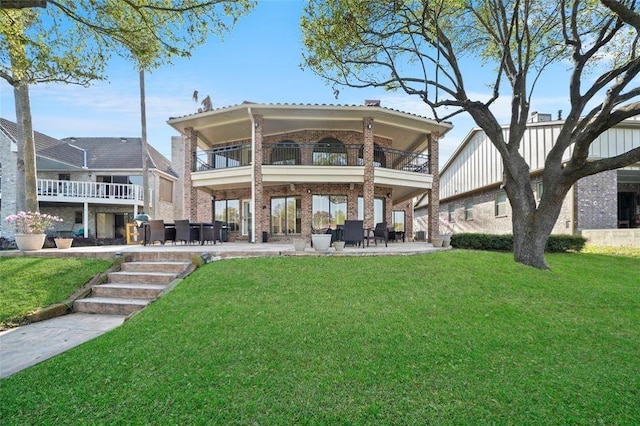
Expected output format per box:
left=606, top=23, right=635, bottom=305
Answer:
left=242, top=199, right=252, bottom=238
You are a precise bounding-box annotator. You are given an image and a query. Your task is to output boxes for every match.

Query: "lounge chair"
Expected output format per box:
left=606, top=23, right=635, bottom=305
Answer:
left=365, top=222, right=388, bottom=247
left=175, top=219, right=199, bottom=244
left=343, top=220, right=364, bottom=247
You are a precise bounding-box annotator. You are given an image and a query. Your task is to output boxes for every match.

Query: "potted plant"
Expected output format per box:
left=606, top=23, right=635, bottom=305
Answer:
left=439, top=218, right=454, bottom=248
left=292, top=238, right=307, bottom=252
left=311, top=227, right=333, bottom=252
left=54, top=234, right=74, bottom=249
left=5, top=211, right=63, bottom=251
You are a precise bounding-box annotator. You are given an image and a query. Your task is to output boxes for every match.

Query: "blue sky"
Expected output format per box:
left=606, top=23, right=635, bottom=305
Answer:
left=0, top=0, right=571, bottom=165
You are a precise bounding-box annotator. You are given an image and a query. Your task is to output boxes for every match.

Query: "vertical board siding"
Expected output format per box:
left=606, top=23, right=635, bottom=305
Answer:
left=441, top=121, right=639, bottom=200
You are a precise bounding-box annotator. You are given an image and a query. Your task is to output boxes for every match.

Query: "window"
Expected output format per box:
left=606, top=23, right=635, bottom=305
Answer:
left=271, top=196, right=301, bottom=235
left=159, top=177, right=173, bottom=202
left=448, top=204, right=455, bottom=222
left=58, top=173, right=70, bottom=181
left=392, top=211, right=405, bottom=231
left=465, top=201, right=474, bottom=221
left=358, top=197, right=385, bottom=224
left=214, top=199, right=240, bottom=232
left=536, top=182, right=544, bottom=201
left=75, top=211, right=83, bottom=224
left=313, top=195, right=347, bottom=229
left=495, top=192, right=508, bottom=217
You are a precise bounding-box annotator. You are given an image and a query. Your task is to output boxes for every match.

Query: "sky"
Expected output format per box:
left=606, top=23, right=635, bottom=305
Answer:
left=0, top=0, right=573, bottom=166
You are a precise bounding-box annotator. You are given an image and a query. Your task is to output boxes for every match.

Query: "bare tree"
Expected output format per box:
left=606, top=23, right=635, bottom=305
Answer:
left=302, top=0, right=640, bottom=269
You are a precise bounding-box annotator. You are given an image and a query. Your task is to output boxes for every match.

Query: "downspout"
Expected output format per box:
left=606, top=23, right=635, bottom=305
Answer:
left=248, top=107, right=256, bottom=243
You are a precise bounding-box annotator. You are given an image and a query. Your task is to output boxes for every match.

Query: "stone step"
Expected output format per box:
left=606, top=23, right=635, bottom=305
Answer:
left=129, top=252, right=200, bottom=262
left=121, top=261, right=190, bottom=274
left=74, top=297, right=151, bottom=315
left=107, top=271, right=177, bottom=285
left=92, top=283, right=167, bottom=299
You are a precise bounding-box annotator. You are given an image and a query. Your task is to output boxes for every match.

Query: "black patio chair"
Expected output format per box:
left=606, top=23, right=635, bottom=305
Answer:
left=175, top=219, right=199, bottom=244
left=343, top=220, right=364, bottom=247
left=365, top=221, right=388, bottom=247
left=201, top=221, right=222, bottom=245
left=147, top=220, right=173, bottom=245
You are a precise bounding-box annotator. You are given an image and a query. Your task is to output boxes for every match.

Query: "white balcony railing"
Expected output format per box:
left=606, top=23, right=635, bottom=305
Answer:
left=37, top=179, right=146, bottom=203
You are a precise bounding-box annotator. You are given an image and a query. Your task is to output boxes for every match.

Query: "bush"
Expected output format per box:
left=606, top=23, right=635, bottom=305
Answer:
left=451, top=233, right=586, bottom=253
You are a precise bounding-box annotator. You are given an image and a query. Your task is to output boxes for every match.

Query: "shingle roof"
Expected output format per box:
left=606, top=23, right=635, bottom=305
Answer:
left=62, top=137, right=177, bottom=177
left=1, top=118, right=85, bottom=167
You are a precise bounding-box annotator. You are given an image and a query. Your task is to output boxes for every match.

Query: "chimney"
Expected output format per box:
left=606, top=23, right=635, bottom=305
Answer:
left=364, top=99, right=381, bottom=107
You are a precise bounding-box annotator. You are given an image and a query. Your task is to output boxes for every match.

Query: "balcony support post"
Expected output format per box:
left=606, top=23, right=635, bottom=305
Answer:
left=427, top=132, right=440, bottom=243
left=83, top=202, right=89, bottom=238
left=363, top=118, right=375, bottom=228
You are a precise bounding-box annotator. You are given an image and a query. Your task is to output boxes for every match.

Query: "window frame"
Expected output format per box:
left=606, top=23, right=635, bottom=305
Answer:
left=495, top=192, right=508, bottom=217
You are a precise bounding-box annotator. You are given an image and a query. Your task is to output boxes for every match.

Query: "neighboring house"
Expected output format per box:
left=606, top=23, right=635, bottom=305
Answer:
left=422, top=113, right=640, bottom=246
left=167, top=101, right=451, bottom=243
left=0, top=118, right=178, bottom=239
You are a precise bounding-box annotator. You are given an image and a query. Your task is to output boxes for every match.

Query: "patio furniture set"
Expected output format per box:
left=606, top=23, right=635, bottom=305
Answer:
left=320, top=221, right=405, bottom=248
left=142, top=220, right=224, bottom=245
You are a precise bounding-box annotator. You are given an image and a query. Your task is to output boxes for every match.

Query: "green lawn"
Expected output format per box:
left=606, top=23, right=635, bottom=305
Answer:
left=0, top=257, right=111, bottom=324
left=1, top=251, right=638, bottom=424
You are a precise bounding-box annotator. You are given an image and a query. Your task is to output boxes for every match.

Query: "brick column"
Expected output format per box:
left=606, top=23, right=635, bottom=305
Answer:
left=253, top=115, right=264, bottom=242
left=363, top=118, right=375, bottom=228
left=427, top=132, right=440, bottom=242
left=183, top=127, right=199, bottom=221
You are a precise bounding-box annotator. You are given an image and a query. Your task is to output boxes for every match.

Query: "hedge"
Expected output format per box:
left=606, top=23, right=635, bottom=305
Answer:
left=450, top=233, right=586, bottom=253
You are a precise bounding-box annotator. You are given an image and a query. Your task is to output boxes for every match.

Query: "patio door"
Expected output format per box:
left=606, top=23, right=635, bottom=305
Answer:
left=96, top=213, right=115, bottom=238
left=242, top=199, right=252, bottom=238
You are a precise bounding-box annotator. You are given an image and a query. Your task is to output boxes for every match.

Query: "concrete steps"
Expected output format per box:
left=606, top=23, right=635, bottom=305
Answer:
left=74, top=259, right=191, bottom=316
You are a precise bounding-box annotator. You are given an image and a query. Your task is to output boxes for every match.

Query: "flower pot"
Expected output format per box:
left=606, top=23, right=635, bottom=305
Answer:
left=293, top=239, right=307, bottom=252
left=431, top=236, right=444, bottom=248
left=441, top=234, right=452, bottom=248
left=14, top=233, right=46, bottom=251
left=311, top=234, right=332, bottom=252
left=333, top=241, right=345, bottom=252
left=54, top=238, right=74, bottom=249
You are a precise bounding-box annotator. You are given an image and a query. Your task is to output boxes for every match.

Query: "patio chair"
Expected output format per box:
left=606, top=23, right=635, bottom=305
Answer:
left=201, top=221, right=222, bottom=245
left=343, top=220, right=364, bottom=247
left=147, top=220, right=173, bottom=245
left=175, top=219, right=199, bottom=244
left=365, top=222, right=388, bottom=247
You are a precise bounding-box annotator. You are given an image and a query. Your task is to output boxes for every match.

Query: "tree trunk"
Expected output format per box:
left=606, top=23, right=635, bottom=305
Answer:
left=512, top=214, right=552, bottom=269
left=13, top=83, right=39, bottom=213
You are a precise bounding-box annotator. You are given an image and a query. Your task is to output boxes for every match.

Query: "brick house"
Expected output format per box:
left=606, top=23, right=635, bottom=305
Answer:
left=426, top=113, right=640, bottom=246
left=0, top=118, right=178, bottom=239
left=167, top=102, right=451, bottom=243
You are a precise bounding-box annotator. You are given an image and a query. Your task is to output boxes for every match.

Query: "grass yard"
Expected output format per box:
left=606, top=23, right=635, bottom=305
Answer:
left=0, top=257, right=111, bottom=325
left=1, top=250, right=638, bottom=424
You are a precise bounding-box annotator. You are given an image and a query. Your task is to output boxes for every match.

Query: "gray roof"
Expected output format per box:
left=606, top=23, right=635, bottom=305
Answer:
left=62, top=137, right=177, bottom=177
left=1, top=118, right=85, bottom=167
left=1, top=118, right=177, bottom=177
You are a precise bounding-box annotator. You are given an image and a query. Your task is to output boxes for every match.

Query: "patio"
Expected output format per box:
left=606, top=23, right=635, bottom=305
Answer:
left=0, top=241, right=445, bottom=261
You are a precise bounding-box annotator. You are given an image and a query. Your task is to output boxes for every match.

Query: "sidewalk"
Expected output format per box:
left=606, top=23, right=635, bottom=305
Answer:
left=0, top=313, right=126, bottom=379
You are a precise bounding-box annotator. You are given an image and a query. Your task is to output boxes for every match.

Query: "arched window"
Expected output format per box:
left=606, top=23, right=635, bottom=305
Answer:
left=313, top=138, right=347, bottom=165
left=358, top=144, right=386, bottom=167
left=271, top=141, right=300, bottom=165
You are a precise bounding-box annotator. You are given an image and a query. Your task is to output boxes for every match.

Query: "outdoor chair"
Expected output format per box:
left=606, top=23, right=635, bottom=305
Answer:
left=175, top=219, right=199, bottom=244
left=343, top=220, right=364, bottom=247
left=201, top=221, right=222, bottom=245
left=365, top=222, right=388, bottom=247
left=146, top=220, right=173, bottom=245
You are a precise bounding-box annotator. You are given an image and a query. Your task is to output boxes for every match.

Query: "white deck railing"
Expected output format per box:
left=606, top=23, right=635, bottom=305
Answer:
left=37, top=179, right=146, bottom=202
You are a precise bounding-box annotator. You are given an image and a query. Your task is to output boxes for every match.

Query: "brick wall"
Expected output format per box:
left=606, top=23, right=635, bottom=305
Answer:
left=0, top=132, right=18, bottom=237
left=575, top=170, right=618, bottom=230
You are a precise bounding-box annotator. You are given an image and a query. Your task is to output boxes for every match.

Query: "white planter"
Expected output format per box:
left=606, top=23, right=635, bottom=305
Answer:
left=293, top=239, right=307, bottom=252
left=14, top=233, right=46, bottom=251
left=431, top=237, right=444, bottom=248
left=54, top=238, right=74, bottom=249
left=333, top=241, right=345, bottom=252
left=311, top=234, right=332, bottom=252
left=441, top=234, right=452, bottom=248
